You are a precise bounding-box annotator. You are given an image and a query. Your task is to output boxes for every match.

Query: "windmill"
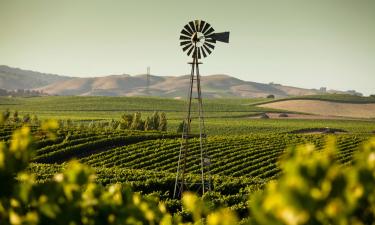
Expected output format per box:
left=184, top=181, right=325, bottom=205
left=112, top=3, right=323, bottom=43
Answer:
left=173, top=20, right=229, bottom=198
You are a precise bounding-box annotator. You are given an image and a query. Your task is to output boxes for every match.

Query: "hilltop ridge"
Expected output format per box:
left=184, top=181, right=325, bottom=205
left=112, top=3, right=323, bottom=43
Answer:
left=0, top=65, right=363, bottom=98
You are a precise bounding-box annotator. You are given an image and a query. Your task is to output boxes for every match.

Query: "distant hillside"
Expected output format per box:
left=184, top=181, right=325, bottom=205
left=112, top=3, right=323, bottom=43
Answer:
left=37, top=74, right=321, bottom=98
left=0, top=65, right=71, bottom=90
left=0, top=65, right=363, bottom=98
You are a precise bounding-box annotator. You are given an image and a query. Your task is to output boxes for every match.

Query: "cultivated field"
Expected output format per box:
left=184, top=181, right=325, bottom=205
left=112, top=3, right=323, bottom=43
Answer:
left=1, top=94, right=375, bottom=219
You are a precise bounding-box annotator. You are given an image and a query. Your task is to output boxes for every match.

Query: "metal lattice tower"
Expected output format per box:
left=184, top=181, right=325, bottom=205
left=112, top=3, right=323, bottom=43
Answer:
left=146, top=66, right=150, bottom=95
left=173, top=20, right=229, bottom=198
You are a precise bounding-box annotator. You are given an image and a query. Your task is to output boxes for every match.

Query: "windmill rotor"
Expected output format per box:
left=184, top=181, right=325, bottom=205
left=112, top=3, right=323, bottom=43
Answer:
left=179, top=20, right=230, bottom=59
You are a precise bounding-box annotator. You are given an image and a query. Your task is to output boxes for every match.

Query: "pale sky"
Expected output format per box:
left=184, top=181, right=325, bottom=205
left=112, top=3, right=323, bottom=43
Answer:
left=0, top=0, right=374, bottom=95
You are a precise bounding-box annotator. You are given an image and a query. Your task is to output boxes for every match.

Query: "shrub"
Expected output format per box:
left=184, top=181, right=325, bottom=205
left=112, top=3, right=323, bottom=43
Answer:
left=278, top=113, right=288, bottom=118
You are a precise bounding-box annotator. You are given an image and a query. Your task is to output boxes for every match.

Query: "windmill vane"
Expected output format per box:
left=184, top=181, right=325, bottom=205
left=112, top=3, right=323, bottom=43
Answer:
left=179, top=20, right=230, bottom=59
left=174, top=20, right=230, bottom=198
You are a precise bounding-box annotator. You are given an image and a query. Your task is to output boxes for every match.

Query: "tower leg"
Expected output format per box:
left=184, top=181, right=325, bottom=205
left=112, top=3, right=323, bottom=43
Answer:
left=173, top=51, right=211, bottom=199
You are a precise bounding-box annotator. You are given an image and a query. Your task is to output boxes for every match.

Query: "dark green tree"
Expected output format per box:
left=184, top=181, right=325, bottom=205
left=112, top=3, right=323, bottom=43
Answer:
left=110, top=119, right=119, bottom=129
left=13, top=110, right=19, bottom=123
left=159, top=112, right=167, bottom=131
left=130, top=112, right=144, bottom=130
left=177, top=120, right=185, bottom=133
left=66, top=119, right=73, bottom=127
left=144, top=117, right=152, bottom=131
left=121, top=113, right=133, bottom=129
left=31, top=115, right=39, bottom=125
left=2, top=109, right=10, bottom=122
left=22, top=114, right=31, bottom=123
left=151, top=111, right=160, bottom=130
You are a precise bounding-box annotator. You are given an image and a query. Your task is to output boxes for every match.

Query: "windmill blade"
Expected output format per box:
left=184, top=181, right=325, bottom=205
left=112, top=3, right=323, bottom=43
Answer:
left=180, top=41, right=191, bottom=46
left=187, top=46, right=194, bottom=56
left=204, top=26, right=215, bottom=36
left=201, top=22, right=211, bottom=34
left=201, top=47, right=207, bottom=58
left=181, top=29, right=192, bottom=37
left=194, top=20, right=200, bottom=31
left=211, top=32, right=230, bottom=43
left=182, top=43, right=193, bottom=52
left=203, top=45, right=212, bottom=55
left=179, top=35, right=191, bottom=40
left=204, top=42, right=215, bottom=50
left=188, top=21, right=197, bottom=33
left=184, top=24, right=194, bottom=35
left=199, top=20, right=206, bottom=32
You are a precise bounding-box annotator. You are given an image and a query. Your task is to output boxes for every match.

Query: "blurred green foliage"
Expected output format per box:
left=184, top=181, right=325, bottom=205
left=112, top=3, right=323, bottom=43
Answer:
left=249, top=137, right=375, bottom=225
left=0, top=118, right=375, bottom=224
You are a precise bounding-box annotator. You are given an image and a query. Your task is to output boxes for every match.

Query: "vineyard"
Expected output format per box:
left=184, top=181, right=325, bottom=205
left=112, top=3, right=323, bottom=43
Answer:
left=0, top=122, right=371, bottom=217
left=1, top=95, right=375, bottom=222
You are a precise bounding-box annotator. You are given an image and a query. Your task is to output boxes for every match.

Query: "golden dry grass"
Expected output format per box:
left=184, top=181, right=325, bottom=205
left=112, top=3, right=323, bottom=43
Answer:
left=261, top=100, right=375, bottom=118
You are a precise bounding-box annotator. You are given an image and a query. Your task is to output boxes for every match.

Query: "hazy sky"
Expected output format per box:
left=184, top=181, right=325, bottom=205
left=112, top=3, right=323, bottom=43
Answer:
left=0, top=0, right=374, bottom=95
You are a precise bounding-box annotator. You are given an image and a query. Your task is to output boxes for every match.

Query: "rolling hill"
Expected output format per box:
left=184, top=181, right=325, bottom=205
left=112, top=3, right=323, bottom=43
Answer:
left=0, top=65, right=71, bottom=90
left=0, top=65, right=362, bottom=98
left=37, top=74, right=327, bottom=98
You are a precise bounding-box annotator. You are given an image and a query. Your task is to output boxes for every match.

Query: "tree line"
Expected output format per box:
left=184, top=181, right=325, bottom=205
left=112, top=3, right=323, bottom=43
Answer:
left=119, top=111, right=167, bottom=131
left=1, top=109, right=168, bottom=132
left=0, top=88, right=45, bottom=97
left=1, top=109, right=39, bottom=125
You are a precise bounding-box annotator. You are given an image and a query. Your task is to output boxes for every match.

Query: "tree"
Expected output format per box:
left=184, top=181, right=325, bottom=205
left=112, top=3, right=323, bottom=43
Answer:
left=2, top=109, right=10, bottom=122
left=88, top=120, right=96, bottom=129
left=31, top=115, right=39, bottom=125
left=159, top=112, right=167, bottom=131
left=151, top=111, right=160, bottom=130
left=13, top=110, right=19, bottom=123
left=110, top=119, right=119, bottom=130
left=0, top=88, right=7, bottom=96
left=66, top=119, right=73, bottom=127
left=22, top=114, right=31, bottom=123
left=144, top=117, right=152, bottom=131
left=130, top=112, right=144, bottom=130
left=121, top=113, right=133, bottom=129
left=177, top=120, right=185, bottom=133
left=278, top=113, right=288, bottom=118
left=266, top=94, right=275, bottom=99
